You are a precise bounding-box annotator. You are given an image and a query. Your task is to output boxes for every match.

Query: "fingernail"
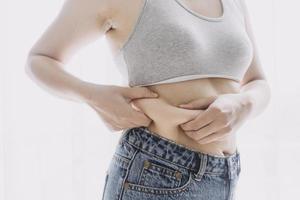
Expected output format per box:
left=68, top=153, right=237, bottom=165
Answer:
left=153, top=93, right=159, bottom=97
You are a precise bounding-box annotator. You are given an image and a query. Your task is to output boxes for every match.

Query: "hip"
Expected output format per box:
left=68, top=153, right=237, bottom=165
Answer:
left=102, top=126, right=241, bottom=200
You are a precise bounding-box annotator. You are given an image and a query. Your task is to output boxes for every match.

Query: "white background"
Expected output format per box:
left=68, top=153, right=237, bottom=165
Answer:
left=1, top=0, right=300, bottom=200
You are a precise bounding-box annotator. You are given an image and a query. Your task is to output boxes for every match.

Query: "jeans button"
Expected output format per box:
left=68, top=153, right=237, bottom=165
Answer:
left=144, top=160, right=151, bottom=169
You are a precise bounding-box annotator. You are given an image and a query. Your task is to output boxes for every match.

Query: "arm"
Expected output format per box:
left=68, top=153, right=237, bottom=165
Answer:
left=237, top=0, right=271, bottom=119
left=25, top=0, right=112, bottom=103
left=177, top=0, right=272, bottom=143
left=25, top=0, right=159, bottom=131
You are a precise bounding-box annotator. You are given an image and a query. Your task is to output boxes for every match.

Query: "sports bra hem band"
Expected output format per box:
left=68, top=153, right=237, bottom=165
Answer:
left=132, top=74, right=240, bottom=87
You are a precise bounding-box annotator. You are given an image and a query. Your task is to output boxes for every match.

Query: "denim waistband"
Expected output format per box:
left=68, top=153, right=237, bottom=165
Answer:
left=119, top=126, right=240, bottom=180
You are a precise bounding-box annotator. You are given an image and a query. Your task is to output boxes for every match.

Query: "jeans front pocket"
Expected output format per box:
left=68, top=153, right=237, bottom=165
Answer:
left=138, top=159, right=183, bottom=188
left=122, top=150, right=193, bottom=196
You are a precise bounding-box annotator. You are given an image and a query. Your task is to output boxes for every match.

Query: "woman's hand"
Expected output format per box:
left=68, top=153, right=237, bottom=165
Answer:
left=83, top=83, right=159, bottom=132
left=177, top=93, right=252, bottom=144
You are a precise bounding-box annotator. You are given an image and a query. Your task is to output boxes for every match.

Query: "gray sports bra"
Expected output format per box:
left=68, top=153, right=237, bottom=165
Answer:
left=113, top=0, right=254, bottom=87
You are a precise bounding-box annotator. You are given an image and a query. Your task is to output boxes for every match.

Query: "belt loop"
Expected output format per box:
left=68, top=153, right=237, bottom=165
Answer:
left=194, top=153, right=207, bottom=181
left=227, top=156, right=233, bottom=180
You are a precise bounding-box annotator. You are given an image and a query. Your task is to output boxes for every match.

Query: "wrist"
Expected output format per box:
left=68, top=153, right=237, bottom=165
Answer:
left=74, top=80, right=98, bottom=104
left=76, top=81, right=115, bottom=108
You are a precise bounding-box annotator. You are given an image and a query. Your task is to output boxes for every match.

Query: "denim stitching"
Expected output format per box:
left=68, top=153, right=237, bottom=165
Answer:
left=126, top=173, right=192, bottom=195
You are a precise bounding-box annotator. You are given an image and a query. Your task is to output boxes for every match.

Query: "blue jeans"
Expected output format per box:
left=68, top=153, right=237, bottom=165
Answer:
left=102, top=126, right=241, bottom=200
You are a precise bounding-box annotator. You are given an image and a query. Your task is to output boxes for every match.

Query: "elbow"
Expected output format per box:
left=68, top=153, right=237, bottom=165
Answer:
left=254, top=79, right=272, bottom=114
left=241, top=78, right=272, bottom=113
left=256, top=78, right=272, bottom=105
left=25, top=50, right=37, bottom=81
left=24, top=50, right=60, bottom=81
left=24, top=50, right=48, bottom=83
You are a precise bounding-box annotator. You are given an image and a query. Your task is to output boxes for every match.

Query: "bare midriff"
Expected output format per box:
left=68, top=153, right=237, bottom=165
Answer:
left=130, top=78, right=241, bottom=157
left=105, top=1, right=241, bottom=157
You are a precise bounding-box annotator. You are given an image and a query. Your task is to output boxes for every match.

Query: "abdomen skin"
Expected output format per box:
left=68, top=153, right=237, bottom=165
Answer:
left=130, top=77, right=240, bottom=156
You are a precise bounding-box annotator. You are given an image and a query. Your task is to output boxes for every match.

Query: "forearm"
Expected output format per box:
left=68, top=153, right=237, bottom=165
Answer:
left=25, top=54, right=97, bottom=103
left=239, top=79, right=271, bottom=119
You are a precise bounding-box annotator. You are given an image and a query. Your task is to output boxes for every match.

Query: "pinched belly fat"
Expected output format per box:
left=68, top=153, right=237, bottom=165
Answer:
left=130, top=96, right=237, bottom=157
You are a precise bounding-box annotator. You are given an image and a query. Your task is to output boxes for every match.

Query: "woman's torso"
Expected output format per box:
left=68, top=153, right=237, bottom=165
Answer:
left=104, top=0, right=252, bottom=156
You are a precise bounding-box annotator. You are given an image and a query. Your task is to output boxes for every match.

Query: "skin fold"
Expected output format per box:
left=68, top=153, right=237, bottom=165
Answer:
left=25, top=0, right=271, bottom=157
left=130, top=78, right=242, bottom=156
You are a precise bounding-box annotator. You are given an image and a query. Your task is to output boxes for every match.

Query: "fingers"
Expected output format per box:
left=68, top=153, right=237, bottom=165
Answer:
left=130, top=101, right=142, bottom=112
left=86, top=85, right=155, bottom=131
left=178, top=96, right=217, bottom=109
left=89, top=102, right=146, bottom=131
left=123, top=86, right=159, bottom=99
left=184, top=120, right=222, bottom=141
left=180, top=108, right=213, bottom=131
left=195, top=126, right=233, bottom=144
left=126, top=108, right=153, bottom=127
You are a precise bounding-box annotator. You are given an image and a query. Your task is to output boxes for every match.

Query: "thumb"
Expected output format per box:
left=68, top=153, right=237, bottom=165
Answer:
left=125, top=86, right=159, bottom=99
left=178, top=96, right=217, bottom=109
